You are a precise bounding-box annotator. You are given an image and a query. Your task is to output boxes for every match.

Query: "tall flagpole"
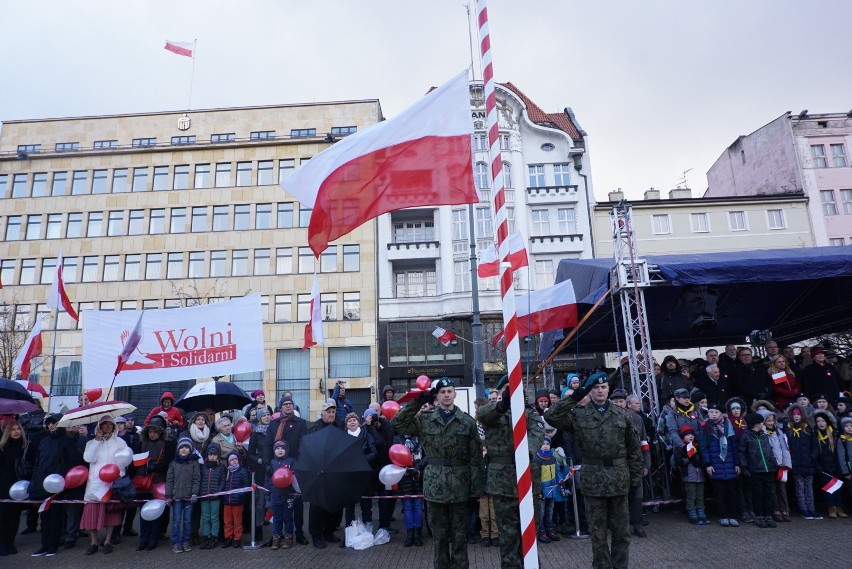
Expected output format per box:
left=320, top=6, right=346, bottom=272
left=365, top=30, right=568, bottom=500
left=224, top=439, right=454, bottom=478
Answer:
left=47, top=309, right=59, bottom=412
left=476, top=1, right=539, bottom=567
left=188, top=39, right=197, bottom=110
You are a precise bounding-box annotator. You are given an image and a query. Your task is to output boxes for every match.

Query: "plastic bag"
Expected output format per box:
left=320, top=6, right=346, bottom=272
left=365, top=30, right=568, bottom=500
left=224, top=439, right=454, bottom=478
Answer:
left=345, top=519, right=374, bottom=550
left=373, top=528, right=390, bottom=545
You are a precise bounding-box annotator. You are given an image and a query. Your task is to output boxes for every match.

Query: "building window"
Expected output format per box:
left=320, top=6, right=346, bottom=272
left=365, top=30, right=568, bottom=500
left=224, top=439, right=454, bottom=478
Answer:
left=298, top=247, right=315, bottom=273
left=728, top=211, right=748, bottom=231
left=531, top=209, right=549, bottom=236
left=172, top=165, right=189, bottom=190
left=45, top=214, right=62, bottom=239
left=191, top=206, right=207, bottom=232
left=474, top=162, right=490, bottom=190
left=124, top=254, right=141, bottom=280
left=690, top=213, right=710, bottom=233
left=502, top=162, right=513, bottom=189
left=296, top=294, right=311, bottom=322
left=393, top=220, right=434, bottom=243
left=111, top=168, right=128, bottom=193
left=147, top=209, right=164, bottom=235
left=767, top=209, right=786, bottom=230
left=188, top=251, right=205, bottom=279
left=232, top=249, right=249, bottom=276
left=321, top=293, right=337, bottom=321
left=11, top=174, right=28, bottom=198
left=528, top=164, right=546, bottom=188
left=535, top=260, right=554, bottom=289
left=473, top=133, right=488, bottom=151
left=132, top=167, right=148, bottom=192
left=51, top=172, right=68, bottom=196
left=234, top=204, right=250, bottom=230
left=279, top=159, right=295, bottom=182
left=451, top=208, right=468, bottom=241
left=276, top=248, right=293, bottom=274
left=17, top=144, right=41, bottom=153
left=81, top=256, right=99, bottom=282
left=171, top=135, right=196, bottom=145
left=651, top=214, right=671, bottom=235
left=254, top=248, right=271, bottom=275
left=87, top=212, right=103, bottom=237
left=103, top=255, right=120, bottom=281
left=553, top=163, right=571, bottom=186
left=40, top=258, right=56, bottom=284
left=236, top=162, right=252, bottom=186
left=255, top=203, right=272, bottom=229
left=19, top=259, right=36, bottom=285
left=341, top=244, right=359, bottom=272
left=210, top=251, right=227, bottom=277
left=343, top=292, right=360, bottom=320
left=66, top=213, right=82, bottom=238
left=821, top=190, right=838, bottom=216
left=142, top=300, right=159, bottom=310
left=25, top=215, right=41, bottom=240
left=841, top=189, right=852, bottom=215
left=830, top=238, right=845, bottom=246
left=93, top=140, right=117, bottom=149
left=277, top=203, right=294, bottom=228
left=71, top=170, right=88, bottom=195
left=55, top=142, right=79, bottom=152
left=276, top=349, right=310, bottom=415
left=251, top=130, right=275, bottom=140
left=211, top=205, right=228, bottom=231
left=62, top=258, right=78, bottom=283
left=127, top=210, right=144, bottom=235
left=454, top=260, right=471, bottom=292
left=331, top=126, right=357, bottom=137
left=215, top=163, right=231, bottom=187
left=5, top=215, right=21, bottom=240
left=290, top=128, right=316, bottom=138
left=259, top=296, right=269, bottom=323
left=388, top=321, right=464, bottom=366
left=88, top=169, right=107, bottom=194
left=211, top=133, right=235, bottom=143
left=499, top=133, right=510, bottom=150
left=476, top=207, right=493, bottom=238
left=107, top=211, right=124, bottom=236
left=192, top=164, right=210, bottom=189
left=328, top=346, right=370, bottom=378
left=394, top=268, right=437, bottom=298
left=0, top=259, right=15, bottom=286
left=507, top=206, right=515, bottom=233
left=152, top=166, right=168, bottom=191
left=299, top=205, right=312, bottom=228
left=132, top=137, right=156, bottom=147
left=320, top=247, right=337, bottom=273
left=146, top=253, right=162, bottom=280
left=14, top=305, right=31, bottom=329
left=32, top=172, right=48, bottom=197
left=274, top=295, right=292, bottom=322
left=170, top=208, right=186, bottom=233
left=167, top=252, right=183, bottom=278
left=811, top=144, right=827, bottom=168
left=558, top=208, right=576, bottom=234
left=831, top=144, right=848, bottom=167
left=257, top=160, right=274, bottom=185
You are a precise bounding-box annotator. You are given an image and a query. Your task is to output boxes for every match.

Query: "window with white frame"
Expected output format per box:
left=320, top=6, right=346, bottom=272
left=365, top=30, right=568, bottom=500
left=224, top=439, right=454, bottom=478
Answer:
left=728, top=211, right=748, bottom=231
left=394, top=268, right=437, bottom=298
left=499, top=133, right=510, bottom=150
left=393, top=220, right=434, bottom=243
left=766, top=209, right=786, bottom=230
left=103, top=255, right=120, bottom=281
left=535, top=260, right=554, bottom=289
left=651, top=214, right=671, bottom=235
left=841, top=189, right=852, bottom=215
left=124, top=255, right=141, bottom=280
left=821, top=190, right=838, bottom=215
left=452, top=208, right=468, bottom=241
left=830, top=144, right=847, bottom=168
left=811, top=144, right=827, bottom=168
left=232, top=249, right=249, bottom=276
left=553, top=163, right=571, bottom=186
left=558, top=208, right=576, bottom=234
left=276, top=248, right=293, bottom=274
left=343, top=292, right=360, bottom=320
left=531, top=209, right=549, bottom=236
left=298, top=247, right=314, bottom=273
left=690, top=212, right=710, bottom=233
left=454, top=260, right=471, bottom=292
left=254, top=249, right=271, bottom=275
left=528, top=164, right=546, bottom=187
left=830, top=238, right=845, bottom=246
left=473, top=133, right=488, bottom=151
left=476, top=207, right=493, bottom=238
left=507, top=207, right=515, bottom=233
left=320, top=247, right=337, bottom=273
left=474, top=162, right=490, bottom=190
left=502, top=162, right=513, bottom=189
left=146, top=254, right=162, bottom=280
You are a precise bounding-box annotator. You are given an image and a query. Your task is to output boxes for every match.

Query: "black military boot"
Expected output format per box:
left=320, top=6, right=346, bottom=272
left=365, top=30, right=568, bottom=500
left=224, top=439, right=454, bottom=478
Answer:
left=413, top=527, right=423, bottom=547
left=403, top=529, right=414, bottom=547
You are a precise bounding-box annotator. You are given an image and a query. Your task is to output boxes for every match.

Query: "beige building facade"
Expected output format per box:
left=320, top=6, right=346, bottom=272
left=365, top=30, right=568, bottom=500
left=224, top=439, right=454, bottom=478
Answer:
left=0, top=100, right=383, bottom=418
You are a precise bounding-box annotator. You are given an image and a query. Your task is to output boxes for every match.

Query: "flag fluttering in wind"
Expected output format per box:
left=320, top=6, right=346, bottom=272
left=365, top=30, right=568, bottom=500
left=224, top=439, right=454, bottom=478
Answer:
left=302, top=274, right=324, bottom=350
left=822, top=476, right=843, bottom=494
left=114, top=311, right=144, bottom=376
left=515, top=280, right=578, bottom=338
left=478, top=232, right=529, bottom=278
left=281, top=70, right=477, bottom=256
left=46, top=256, right=78, bottom=321
left=14, top=320, right=43, bottom=380
left=164, top=40, right=194, bottom=58
left=432, top=327, right=458, bottom=347
left=133, top=451, right=150, bottom=467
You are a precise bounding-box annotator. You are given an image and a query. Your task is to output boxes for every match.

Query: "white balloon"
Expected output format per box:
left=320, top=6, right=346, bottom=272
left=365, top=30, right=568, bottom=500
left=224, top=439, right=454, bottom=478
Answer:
left=9, top=480, right=30, bottom=501
left=113, top=447, right=133, bottom=468
left=378, top=464, right=406, bottom=490
left=43, top=474, right=66, bottom=494
left=140, top=499, right=166, bottom=521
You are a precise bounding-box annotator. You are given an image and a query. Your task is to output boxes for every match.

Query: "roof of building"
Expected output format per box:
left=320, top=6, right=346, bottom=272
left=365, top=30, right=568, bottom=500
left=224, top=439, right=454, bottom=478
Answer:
left=500, top=82, right=583, bottom=141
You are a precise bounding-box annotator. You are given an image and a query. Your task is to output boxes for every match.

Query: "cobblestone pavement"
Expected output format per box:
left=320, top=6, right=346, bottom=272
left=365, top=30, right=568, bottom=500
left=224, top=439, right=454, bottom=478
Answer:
left=11, top=508, right=851, bottom=568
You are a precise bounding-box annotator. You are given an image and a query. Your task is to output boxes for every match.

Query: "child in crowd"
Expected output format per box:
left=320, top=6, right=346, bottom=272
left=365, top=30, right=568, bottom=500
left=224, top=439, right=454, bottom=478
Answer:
left=166, top=438, right=201, bottom=554
left=534, top=436, right=567, bottom=543
left=222, top=451, right=250, bottom=548
left=699, top=403, right=740, bottom=527
left=813, top=410, right=847, bottom=518
left=674, top=426, right=708, bottom=524
left=394, top=433, right=426, bottom=547
left=783, top=404, right=820, bottom=519
left=838, top=417, right=852, bottom=505
left=199, top=443, right=226, bottom=549
left=758, top=410, right=792, bottom=522
left=739, top=413, right=778, bottom=528
left=267, top=441, right=296, bottom=550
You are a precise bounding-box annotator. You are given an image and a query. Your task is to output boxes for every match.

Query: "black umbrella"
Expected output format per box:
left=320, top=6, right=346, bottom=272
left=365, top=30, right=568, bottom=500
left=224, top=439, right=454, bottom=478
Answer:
left=0, top=378, right=41, bottom=414
left=174, top=381, right=252, bottom=413
left=293, top=425, right=373, bottom=512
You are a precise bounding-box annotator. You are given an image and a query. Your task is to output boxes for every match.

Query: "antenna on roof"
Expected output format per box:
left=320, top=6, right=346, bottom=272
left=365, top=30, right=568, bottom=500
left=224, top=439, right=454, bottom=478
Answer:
left=677, top=168, right=693, bottom=189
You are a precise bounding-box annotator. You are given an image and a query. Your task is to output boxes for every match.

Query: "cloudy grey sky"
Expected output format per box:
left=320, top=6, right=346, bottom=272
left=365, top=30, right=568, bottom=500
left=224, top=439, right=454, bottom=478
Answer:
left=2, top=1, right=850, bottom=200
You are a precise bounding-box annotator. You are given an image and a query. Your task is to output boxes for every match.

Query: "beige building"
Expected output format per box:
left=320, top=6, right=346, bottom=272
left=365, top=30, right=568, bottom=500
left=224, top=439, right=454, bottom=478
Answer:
left=593, top=188, right=814, bottom=258
left=0, top=101, right=383, bottom=417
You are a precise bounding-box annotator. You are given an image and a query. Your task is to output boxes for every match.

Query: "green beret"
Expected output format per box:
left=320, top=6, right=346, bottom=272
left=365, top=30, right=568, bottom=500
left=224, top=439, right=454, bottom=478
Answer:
left=432, top=377, right=454, bottom=392
left=586, top=371, right=608, bottom=387
left=495, top=374, right=509, bottom=390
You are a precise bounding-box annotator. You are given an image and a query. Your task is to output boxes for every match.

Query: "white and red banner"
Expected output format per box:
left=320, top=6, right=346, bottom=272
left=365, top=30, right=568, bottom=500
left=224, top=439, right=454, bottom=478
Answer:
left=281, top=70, right=476, bottom=256
left=432, top=327, right=457, bottom=347
left=14, top=320, right=43, bottom=380
left=478, top=232, right=529, bottom=278
left=47, top=255, right=78, bottom=321
left=515, top=280, right=578, bottom=338
left=776, top=466, right=790, bottom=483
left=83, top=295, right=263, bottom=388
left=164, top=39, right=193, bottom=58
left=302, top=274, right=324, bottom=350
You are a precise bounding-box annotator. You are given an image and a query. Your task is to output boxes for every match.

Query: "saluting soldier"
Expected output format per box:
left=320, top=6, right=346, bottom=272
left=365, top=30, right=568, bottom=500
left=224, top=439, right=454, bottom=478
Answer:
left=477, top=375, right=545, bottom=569
left=546, top=372, right=642, bottom=569
left=393, top=377, right=483, bottom=569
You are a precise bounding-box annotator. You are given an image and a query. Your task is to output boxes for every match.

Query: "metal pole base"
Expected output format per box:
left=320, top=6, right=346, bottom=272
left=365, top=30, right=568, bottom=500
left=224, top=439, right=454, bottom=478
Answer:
left=569, top=532, right=589, bottom=540
left=241, top=543, right=263, bottom=550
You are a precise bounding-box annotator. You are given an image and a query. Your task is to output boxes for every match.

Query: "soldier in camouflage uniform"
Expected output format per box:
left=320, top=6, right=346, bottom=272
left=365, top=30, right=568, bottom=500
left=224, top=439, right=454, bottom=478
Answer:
left=546, top=372, right=642, bottom=569
left=477, top=376, right=545, bottom=569
left=392, top=377, right=483, bottom=569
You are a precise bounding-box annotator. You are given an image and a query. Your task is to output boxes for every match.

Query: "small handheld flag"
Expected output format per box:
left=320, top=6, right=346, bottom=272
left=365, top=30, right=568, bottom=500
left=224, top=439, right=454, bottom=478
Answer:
left=822, top=477, right=843, bottom=494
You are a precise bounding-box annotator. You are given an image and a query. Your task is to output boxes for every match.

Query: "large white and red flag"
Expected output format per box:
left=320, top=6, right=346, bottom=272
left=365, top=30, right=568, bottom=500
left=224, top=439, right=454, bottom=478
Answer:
left=114, top=311, right=144, bottom=376
left=164, top=40, right=193, bottom=58
left=432, top=327, right=458, bottom=347
left=46, top=256, right=78, bottom=321
left=14, top=320, right=43, bottom=380
left=302, top=274, right=324, bottom=350
left=478, top=232, right=529, bottom=278
left=515, top=280, right=578, bottom=338
left=281, top=70, right=477, bottom=256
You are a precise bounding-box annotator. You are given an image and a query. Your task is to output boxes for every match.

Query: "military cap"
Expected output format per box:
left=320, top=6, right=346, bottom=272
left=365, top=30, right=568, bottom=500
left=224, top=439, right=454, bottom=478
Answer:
left=432, top=377, right=454, bottom=392
left=495, top=374, right=509, bottom=390
left=609, top=389, right=627, bottom=400
left=586, top=371, right=608, bottom=386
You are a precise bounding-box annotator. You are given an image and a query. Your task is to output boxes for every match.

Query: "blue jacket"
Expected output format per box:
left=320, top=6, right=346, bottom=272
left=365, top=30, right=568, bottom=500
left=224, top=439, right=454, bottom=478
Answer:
left=784, top=425, right=818, bottom=476
left=266, top=456, right=295, bottom=506
left=199, top=461, right=226, bottom=498
left=223, top=465, right=250, bottom=505
left=331, top=384, right=355, bottom=423
left=699, top=420, right=739, bottom=480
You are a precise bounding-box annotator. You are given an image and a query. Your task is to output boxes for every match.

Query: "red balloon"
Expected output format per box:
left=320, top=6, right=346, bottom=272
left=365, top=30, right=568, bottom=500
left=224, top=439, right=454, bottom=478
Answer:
left=381, top=400, right=401, bottom=420
left=415, top=375, right=431, bottom=391
left=98, top=464, right=120, bottom=483
left=389, top=443, right=413, bottom=467
left=271, top=412, right=281, bottom=420
left=152, top=482, right=167, bottom=501
left=65, top=465, right=89, bottom=489
left=272, top=467, right=293, bottom=489
left=234, top=420, right=253, bottom=443
left=86, top=388, right=103, bottom=402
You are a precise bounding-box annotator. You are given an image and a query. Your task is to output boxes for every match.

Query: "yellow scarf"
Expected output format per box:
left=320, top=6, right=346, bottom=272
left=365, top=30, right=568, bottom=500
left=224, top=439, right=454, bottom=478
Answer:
left=841, top=434, right=852, bottom=442
left=818, top=427, right=835, bottom=452
left=677, top=403, right=696, bottom=417
left=790, top=426, right=805, bottom=438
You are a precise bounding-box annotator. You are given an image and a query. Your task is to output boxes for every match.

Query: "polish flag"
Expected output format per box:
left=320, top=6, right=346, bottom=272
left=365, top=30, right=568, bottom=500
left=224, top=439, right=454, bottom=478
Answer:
left=14, top=320, right=43, bottom=380
left=771, top=371, right=787, bottom=385
left=516, top=280, right=578, bottom=338
left=477, top=232, right=529, bottom=278
left=640, top=440, right=650, bottom=452
left=776, top=466, right=790, bottom=483
left=164, top=40, right=193, bottom=58
left=132, top=451, right=150, bottom=467
left=46, top=256, right=78, bottom=321
left=281, top=70, right=476, bottom=256
left=686, top=442, right=696, bottom=458
left=822, top=477, right=843, bottom=494
left=38, top=496, right=54, bottom=513
left=302, top=274, right=323, bottom=350
left=114, top=311, right=144, bottom=376
left=432, top=327, right=458, bottom=347
left=492, top=330, right=505, bottom=348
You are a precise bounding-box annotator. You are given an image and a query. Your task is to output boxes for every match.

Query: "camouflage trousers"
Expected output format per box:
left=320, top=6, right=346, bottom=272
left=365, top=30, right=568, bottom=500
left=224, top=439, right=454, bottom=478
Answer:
left=492, top=496, right=522, bottom=569
left=427, top=501, right=469, bottom=569
left=584, top=494, right=631, bottom=569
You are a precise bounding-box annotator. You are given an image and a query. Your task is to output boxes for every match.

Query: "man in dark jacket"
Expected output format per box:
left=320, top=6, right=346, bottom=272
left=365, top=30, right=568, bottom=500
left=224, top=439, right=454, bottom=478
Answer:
left=62, top=426, right=88, bottom=549
left=30, top=414, right=73, bottom=557
left=264, top=396, right=308, bottom=544
left=307, top=399, right=344, bottom=548
left=730, top=347, right=772, bottom=405
left=331, top=382, right=355, bottom=424
left=693, top=364, right=732, bottom=407
left=656, top=355, right=690, bottom=402
left=801, top=347, right=842, bottom=401
left=381, top=385, right=396, bottom=402
left=363, top=406, right=397, bottom=533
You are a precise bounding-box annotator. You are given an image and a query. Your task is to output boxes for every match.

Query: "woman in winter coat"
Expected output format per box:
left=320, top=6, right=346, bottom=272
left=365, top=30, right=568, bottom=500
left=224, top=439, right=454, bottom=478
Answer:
left=813, top=410, right=847, bottom=518
left=209, top=416, right=242, bottom=459
left=0, top=420, right=27, bottom=556
left=783, top=403, right=820, bottom=519
left=768, top=356, right=800, bottom=410
left=758, top=410, right=792, bottom=522
left=341, top=413, right=377, bottom=531
left=179, top=411, right=212, bottom=458
left=699, top=403, right=741, bottom=526
left=81, top=415, right=130, bottom=555
left=137, top=416, right=175, bottom=551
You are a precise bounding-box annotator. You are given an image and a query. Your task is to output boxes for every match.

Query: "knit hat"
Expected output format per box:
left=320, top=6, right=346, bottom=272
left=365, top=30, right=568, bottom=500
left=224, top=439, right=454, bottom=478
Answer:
left=839, top=417, right=852, bottom=428
left=363, top=408, right=378, bottom=420
left=114, top=415, right=127, bottom=423
left=256, top=407, right=270, bottom=420
left=814, top=394, right=828, bottom=402
left=535, top=389, right=550, bottom=402
left=177, top=437, right=193, bottom=450
left=345, top=412, right=360, bottom=423
left=251, top=389, right=265, bottom=399
left=226, top=451, right=240, bottom=464
left=811, top=347, right=827, bottom=356
left=707, top=402, right=725, bottom=412
left=543, top=435, right=553, bottom=444
left=756, top=409, right=773, bottom=420
left=790, top=406, right=803, bottom=416
left=274, top=440, right=288, bottom=452
left=679, top=425, right=695, bottom=438
left=207, top=443, right=221, bottom=456
left=610, top=389, right=627, bottom=400
left=745, top=412, right=764, bottom=427
left=690, top=391, right=707, bottom=404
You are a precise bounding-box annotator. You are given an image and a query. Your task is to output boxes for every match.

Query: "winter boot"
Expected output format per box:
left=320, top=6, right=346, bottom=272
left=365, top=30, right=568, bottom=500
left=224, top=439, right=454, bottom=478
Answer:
left=697, top=509, right=710, bottom=525
left=271, top=535, right=281, bottom=550
left=282, top=535, right=294, bottom=549
left=403, top=529, right=414, bottom=547
left=836, top=507, right=848, bottom=518
left=413, top=527, right=423, bottom=547
left=765, top=516, right=777, bottom=528
left=755, top=517, right=769, bottom=528
left=537, top=531, right=551, bottom=544
left=828, top=506, right=838, bottom=519
left=687, top=510, right=700, bottom=525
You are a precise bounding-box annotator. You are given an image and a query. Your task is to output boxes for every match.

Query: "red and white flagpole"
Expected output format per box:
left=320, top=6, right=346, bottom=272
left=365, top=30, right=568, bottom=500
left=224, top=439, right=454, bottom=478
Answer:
left=476, top=1, right=538, bottom=566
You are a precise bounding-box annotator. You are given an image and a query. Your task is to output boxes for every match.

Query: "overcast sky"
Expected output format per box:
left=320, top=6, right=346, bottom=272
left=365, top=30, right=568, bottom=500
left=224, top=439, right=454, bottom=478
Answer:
left=2, top=1, right=851, bottom=200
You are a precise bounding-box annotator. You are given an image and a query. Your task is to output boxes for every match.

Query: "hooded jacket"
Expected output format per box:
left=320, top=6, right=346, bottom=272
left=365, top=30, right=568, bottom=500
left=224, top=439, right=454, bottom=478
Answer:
left=143, top=391, right=185, bottom=429
left=783, top=404, right=818, bottom=476
left=739, top=428, right=778, bottom=475
left=167, top=442, right=201, bottom=500
left=223, top=452, right=250, bottom=505
left=82, top=416, right=130, bottom=501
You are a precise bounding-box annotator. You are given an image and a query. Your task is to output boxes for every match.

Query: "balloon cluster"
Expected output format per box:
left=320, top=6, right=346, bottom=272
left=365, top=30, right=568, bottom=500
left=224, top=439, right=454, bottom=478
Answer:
left=378, top=443, right=414, bottom=490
